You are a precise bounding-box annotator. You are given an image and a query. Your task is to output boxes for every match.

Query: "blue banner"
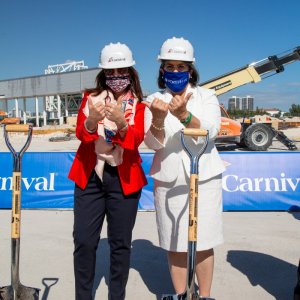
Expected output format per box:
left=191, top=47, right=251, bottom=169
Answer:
left=221, top=152, right=300, bottom=210
left=0, top=152, right=299, bottom=211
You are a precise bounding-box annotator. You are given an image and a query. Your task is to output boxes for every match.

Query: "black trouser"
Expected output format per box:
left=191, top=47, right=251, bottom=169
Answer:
left=73, top=164, right=141, bottom=300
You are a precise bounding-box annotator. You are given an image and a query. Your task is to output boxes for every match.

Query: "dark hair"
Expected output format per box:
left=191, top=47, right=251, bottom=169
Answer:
left=157, top=61, right=199, bottom=89
left=85, top=67, right=144, bottom=101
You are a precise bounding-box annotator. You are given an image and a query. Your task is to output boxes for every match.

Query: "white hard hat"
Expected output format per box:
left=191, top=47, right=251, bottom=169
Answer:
left=158, top=37, right=195, bottom=62
left=99, top=42, right=135, bottom=69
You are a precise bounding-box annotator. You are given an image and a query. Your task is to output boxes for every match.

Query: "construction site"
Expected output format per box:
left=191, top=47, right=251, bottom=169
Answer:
left=1, top=48, right=300, bottom=152
left=0, top=55, right=299, bottom=300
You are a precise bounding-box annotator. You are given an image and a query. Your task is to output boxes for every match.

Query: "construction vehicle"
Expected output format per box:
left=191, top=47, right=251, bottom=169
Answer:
left=200, top=46, right=300, bottom=151
left=0, top=111, right=21, bottom=125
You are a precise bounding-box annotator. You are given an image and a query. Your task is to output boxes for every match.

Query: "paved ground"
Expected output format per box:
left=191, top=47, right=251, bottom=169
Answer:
left=0, top=210, right=299, bottom=300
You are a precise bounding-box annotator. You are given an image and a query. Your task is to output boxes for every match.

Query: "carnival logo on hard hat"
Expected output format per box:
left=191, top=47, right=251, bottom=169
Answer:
left=168, top=49, right=187, bottom=54
left=108, top=57, right=126, bottom=62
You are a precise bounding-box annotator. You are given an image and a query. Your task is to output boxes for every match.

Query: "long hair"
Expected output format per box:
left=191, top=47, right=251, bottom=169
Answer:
left=85, top=67, right=144, bottom=101
left=157, top=61, right=199, bottom=89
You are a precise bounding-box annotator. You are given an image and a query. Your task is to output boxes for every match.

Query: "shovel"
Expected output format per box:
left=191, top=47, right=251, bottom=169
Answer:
left=0, top=124, right=40, bottom=300
left=162, top=128, right=215, bottom=300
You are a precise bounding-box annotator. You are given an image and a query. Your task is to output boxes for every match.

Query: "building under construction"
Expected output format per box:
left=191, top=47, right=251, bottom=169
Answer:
left=0, top=61, right=99, bottom=126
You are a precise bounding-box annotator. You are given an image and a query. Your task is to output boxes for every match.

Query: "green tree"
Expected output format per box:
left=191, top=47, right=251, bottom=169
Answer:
left=289, top=104, right=300, bottom=116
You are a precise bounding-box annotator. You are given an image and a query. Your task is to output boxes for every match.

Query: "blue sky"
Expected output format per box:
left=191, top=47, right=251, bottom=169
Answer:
left=0, top=0, right=299, bottom=111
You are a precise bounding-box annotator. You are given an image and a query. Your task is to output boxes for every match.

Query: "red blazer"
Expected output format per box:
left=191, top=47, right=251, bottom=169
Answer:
left=68, top=92, right=147, bottom=195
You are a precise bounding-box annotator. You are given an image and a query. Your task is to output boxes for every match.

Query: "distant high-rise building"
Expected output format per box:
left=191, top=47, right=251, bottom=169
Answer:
left=228, top=95, right=254, bottom=111
left=228, top=96, right=240, bottom=111
left=242, top=95, right=254, bottom=111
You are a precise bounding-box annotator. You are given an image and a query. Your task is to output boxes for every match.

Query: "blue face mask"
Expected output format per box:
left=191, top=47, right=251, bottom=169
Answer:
left=163, top=71, right=189, bottom=93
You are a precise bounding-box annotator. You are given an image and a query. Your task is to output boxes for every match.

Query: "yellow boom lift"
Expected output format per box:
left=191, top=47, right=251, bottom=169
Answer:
left=200, top=46, right=300, bottom=151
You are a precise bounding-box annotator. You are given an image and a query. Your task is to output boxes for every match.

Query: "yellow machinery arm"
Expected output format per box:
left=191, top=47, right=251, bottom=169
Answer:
left=200, top=46, right=300, bottom=95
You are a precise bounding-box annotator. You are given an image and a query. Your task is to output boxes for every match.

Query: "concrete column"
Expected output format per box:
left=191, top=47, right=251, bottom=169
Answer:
left=4, top=99, right=8, bottom=113
left=65, top=95, right=69, bottom=117
left=23, top=98, right=27, bottom=123
left=43, top=111, right=47, bottom=126
left=43, top=96, right=47, bottom=126
left=23, top=98, right=27, bottom=113
left=23, top=111, right=27, bottom=124
left=35, top=96, right=39, bottom=127
left=57, top=95, right=63, bottom=125
left=15, top=99, right=19, bottom=117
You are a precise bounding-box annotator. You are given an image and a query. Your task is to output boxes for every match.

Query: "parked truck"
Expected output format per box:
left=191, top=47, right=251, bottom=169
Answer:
left=200, top=46, right=300, bottom=151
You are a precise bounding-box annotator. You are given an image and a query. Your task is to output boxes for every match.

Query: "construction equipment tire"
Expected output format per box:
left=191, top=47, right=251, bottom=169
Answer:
left=244, top=123, right=274, bottom=151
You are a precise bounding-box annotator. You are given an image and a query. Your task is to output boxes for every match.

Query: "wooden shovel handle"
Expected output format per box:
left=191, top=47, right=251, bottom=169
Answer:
left=5, top=124, right=30, bottom=133
left=182, top=128, right=208, bottom=137
left=11, top=172, right=21, bottom=239
left=188, top=174, right=198, bottom=242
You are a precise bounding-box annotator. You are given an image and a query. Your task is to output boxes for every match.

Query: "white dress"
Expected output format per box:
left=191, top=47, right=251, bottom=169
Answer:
left=144, top=85, right=225, bottom=251
left=154, top=162, right=223, bottom=251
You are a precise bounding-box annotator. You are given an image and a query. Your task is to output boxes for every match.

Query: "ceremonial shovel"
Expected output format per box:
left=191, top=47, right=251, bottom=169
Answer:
left=161, top=128, right=215, bottom=300
left=0, top=124, right=39, bottom=300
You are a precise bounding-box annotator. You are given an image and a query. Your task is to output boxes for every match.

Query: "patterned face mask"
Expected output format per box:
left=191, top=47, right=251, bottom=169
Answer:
left=105, top=74, right=130, bottom=93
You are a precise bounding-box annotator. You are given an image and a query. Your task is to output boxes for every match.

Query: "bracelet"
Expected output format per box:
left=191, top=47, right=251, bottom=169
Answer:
left=151, top=122, right=165, bottom=131
left=180, top=111, right=192, bottom=125
left=84, top=119, right=97, bottom=133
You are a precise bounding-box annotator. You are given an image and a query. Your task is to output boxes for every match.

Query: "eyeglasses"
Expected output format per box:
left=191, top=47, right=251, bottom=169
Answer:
left=103, top=67, right=129, bottom=76
left=163, top=63, right=189, bottom=72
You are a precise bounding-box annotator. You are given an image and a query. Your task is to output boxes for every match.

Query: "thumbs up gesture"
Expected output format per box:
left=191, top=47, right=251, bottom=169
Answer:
left=87, top=95, right=106, bottom=122
left=142, top=98, right=169, bottom=123
left=168, top=92, right=193, bottom=120
left=104, top=95, right=129, bottom=131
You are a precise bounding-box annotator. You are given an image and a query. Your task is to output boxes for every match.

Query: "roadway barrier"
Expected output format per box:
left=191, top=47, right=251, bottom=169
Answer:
left=0, top=152, right=299, bottom=211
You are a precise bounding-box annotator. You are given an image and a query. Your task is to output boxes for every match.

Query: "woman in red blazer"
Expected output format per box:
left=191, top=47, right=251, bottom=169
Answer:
left=68, top=42, right=147, bottom=300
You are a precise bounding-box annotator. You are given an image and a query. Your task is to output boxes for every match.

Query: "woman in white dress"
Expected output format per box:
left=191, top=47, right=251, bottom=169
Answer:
left=143, top=37, right=225, bottom=298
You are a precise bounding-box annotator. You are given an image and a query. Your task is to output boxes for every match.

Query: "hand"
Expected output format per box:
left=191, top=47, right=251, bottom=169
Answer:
left=142, top=98, right=169, bottom=123
left=86, top=96, right=106, bottom=130
left=168, top=92, right=193, bottom=120
left=105, top=102, right=126, bottom=127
